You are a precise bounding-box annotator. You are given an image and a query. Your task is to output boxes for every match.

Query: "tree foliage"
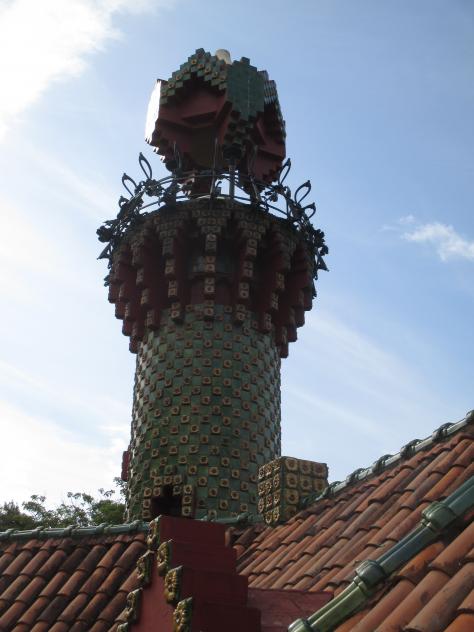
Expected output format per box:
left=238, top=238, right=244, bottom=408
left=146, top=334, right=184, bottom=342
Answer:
left=0, top=479, right=126, bottom=531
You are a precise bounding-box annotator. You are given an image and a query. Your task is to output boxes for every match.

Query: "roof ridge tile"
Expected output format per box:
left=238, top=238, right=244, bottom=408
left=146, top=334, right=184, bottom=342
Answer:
left=300, top=411, right=473, bottom=511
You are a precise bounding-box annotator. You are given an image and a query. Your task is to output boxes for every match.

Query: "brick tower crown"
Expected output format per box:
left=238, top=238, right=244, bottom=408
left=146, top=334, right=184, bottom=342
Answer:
left=98, top=49, right=328, bottom=523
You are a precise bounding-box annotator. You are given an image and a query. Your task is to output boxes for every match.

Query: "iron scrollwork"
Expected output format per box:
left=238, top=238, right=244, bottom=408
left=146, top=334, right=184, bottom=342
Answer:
left=97, top=152, right=328, bottom=283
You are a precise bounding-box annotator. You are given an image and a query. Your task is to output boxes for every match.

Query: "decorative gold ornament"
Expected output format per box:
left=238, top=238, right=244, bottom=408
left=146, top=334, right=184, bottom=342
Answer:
left=147, top=516, right=161, bottom=550
left=136, top=550, right=154, bottom=586
left=124, top=588, right=142, bottom=623
left=173, top=597, right=193, bottom=632
left=157, top=540, right=171, bottom=576
left=164, top=566, right=182, bottom=603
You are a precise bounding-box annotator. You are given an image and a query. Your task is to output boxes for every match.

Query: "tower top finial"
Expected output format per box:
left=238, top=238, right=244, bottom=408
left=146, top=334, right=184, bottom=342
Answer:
left=145, top=49, right=286, bottom=188
left=215, top=48, right=231, bottom=64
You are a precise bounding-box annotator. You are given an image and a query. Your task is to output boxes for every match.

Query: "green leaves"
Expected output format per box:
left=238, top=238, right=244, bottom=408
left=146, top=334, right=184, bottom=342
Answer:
left=0, top=478, right=126, bottom=530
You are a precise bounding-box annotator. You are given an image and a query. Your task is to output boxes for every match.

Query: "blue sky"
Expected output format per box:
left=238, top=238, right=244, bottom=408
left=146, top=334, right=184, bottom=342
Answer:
left=0, top=0, right=472, bottom=506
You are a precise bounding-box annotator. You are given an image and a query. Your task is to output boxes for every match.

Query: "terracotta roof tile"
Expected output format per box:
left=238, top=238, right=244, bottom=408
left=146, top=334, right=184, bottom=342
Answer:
left=404, top=562, right=474, bottom=631
left=0, top=600, right=30, bottom=631
left=15, top=575, right=47, bottom=605
left=458, top=586, right=474, bottom=612
left=88, top=620, right=113, bottom=632
left=16, top=595, right=50, bottom=625
left=2, top=550, right=34, bottom=577
left=238, top=417, right=473, bottom=632
left=350, top=579, right=415, bottom=632
left=77, top=543, right=109, bottom=572
left=36, top=594, right=70, bottom=624
left=38, top=570, right=69, bottom=597
left=363, top=569, right=450, bottom=631
left=396, top=541, right=445, bottom=582
left=430, top=519, right=474, bottom=575
left=78, top=591, right=112, bottom=623
left=28, top=621, right=51, bottom=632
left=96, top=589, right=129, bottom=624
left=0, top=416, right=471, bottom=631
left=47, top=622, right=70, bottom=632
left=0, top=543, right=17, bottom=574
left=0, top=574, right=31, bottom=606
left=444, top=613, right=474, bottom=631
left=0, top=531, right=145, bottom=631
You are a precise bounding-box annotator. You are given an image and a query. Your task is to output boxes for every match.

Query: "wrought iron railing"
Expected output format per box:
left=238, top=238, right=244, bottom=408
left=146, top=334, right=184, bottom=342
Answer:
left=97, top=152, right=328, bottom=283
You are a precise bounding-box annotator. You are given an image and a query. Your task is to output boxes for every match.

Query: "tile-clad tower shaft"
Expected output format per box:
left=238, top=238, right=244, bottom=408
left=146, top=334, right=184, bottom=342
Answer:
left=130, top=306, right=281, bottom=520
left=107, top=198, right=316, bottom=520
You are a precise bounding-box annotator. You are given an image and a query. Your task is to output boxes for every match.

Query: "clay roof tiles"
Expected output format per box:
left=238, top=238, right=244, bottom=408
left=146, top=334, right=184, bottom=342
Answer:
left=236, top=414, right=474, bottom=631
left=0, top=415, right=473, bottom=631
left=0, top=527, right=147, bottom=632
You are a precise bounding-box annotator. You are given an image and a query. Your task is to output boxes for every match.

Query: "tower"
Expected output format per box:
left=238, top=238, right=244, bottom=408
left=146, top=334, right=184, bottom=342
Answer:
left=98, top=49, right=328, bottom=522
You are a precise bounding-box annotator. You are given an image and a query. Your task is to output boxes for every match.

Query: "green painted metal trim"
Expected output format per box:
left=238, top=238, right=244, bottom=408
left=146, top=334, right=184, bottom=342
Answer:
left=0, top=520, right=149, bottom=542
left=289, top=473, right=474, bottom=632
left=300, top=410, right=473, bottom=509
left=202, top=512, right=264, bottom=526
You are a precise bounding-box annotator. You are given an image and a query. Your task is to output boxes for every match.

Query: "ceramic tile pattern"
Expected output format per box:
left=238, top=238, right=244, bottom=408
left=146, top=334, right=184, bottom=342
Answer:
left=236, top=421, right=474, bottom=631
left=129, top=304, right=281, bottom=522
left=109, top=199, right=317, bottom=521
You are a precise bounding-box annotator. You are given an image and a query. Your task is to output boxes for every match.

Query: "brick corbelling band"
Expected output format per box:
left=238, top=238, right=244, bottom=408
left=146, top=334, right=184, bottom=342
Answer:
left=107, top=198, right=316, bottom=358
left=127, top=304, right=281, bottom=522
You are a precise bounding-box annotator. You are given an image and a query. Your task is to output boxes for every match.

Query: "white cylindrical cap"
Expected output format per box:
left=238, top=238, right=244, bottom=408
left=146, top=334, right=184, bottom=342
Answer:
left=215, top=49, right=231, bottom=64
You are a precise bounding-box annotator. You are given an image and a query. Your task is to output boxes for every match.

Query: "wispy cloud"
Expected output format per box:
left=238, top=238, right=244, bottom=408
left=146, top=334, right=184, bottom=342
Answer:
left=0, top=400, right=125, bottom=505
left=0, top=359, right=131, bottom=435
left=0, top=0, right=160, bottom=139
left=403, top=221, right=474, bottom=262
left=281, top=309, right=450, bottom=480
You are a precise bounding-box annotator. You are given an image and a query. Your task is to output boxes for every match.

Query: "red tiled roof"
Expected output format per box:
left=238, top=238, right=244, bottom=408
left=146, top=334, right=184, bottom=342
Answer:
left=1, top=418, right=472, bottom=631
left=0, top=531, right=146, bottom=631
left=236, top=419, right=474, bottom=630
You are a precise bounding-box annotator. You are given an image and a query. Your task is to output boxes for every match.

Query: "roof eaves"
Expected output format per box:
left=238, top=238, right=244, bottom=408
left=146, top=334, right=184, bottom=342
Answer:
left=300, top=410, right=473, bottom=509
left=288, top=473, right=474, bottom=632
left=0, top=520, right=149, bottom=542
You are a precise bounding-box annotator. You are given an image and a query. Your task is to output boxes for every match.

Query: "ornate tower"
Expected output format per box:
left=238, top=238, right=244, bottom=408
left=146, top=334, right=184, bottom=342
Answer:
left=98, top=49, right=327, bottom=522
